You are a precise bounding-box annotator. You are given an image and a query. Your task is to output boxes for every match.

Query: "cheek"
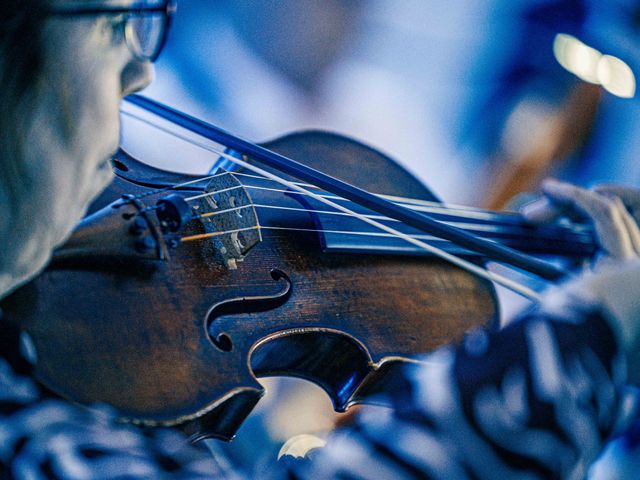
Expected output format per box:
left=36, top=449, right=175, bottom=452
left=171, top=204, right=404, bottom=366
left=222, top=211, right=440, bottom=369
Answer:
left=55, top=70, right=123, bottom=219
left=47, top=21, right=125, bottom=159
left=83, top=160, right=115, bottom=204
left=32, top=21, right=126, bottom=242
left=47, top=159, right=114, bottom=249
left=75, top=67, right=123, bottom=149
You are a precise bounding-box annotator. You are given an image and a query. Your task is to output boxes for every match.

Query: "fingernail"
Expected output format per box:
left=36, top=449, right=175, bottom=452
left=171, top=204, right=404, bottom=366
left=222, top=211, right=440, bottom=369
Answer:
left=521, top=198, right=551, bottom=220
left=542, top=178, right=561, bottom=189
left=541, top=178, right=568, bottom=194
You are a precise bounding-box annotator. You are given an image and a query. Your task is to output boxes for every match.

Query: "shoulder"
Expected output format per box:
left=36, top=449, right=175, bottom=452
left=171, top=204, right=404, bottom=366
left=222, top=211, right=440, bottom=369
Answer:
left=0, top=355, right=238, bottom=478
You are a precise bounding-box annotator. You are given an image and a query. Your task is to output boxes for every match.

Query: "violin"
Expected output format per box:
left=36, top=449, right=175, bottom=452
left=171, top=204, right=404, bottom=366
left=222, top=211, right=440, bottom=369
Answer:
left=1, top=97, right=596, bottom=442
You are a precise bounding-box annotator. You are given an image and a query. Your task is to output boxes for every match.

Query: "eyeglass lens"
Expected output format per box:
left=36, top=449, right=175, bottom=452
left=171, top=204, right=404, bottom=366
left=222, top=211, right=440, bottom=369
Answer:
left=126, top=12, right=166, bottom=61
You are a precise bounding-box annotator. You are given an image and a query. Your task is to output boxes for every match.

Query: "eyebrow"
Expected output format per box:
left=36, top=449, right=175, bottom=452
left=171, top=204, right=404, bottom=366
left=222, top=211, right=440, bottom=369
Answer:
left=47, top=3, right=167, bottom=16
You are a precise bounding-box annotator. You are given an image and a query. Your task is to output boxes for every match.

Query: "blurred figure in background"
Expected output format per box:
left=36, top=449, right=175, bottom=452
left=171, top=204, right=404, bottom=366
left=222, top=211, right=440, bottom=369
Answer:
left=465, top=0, right=640, bottom=209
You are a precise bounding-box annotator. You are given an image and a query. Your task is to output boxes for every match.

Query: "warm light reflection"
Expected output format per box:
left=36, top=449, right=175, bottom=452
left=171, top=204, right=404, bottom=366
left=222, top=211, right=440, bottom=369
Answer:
left=598, top=55, right=636, bottom=98
left=278, top=434, right=327, bottom=460
left=553, top=33, right=636, bottom=98
left=553, top=34, right=600, bottom=84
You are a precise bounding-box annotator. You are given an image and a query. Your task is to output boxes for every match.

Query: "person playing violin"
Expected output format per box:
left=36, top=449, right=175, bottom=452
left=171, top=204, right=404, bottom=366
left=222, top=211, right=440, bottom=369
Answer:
left=2, top=1, right=640, bottom=478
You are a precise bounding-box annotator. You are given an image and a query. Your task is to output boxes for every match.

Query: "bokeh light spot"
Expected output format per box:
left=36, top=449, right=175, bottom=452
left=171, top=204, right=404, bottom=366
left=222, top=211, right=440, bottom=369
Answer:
left=554, top=34, right=636, bottom=98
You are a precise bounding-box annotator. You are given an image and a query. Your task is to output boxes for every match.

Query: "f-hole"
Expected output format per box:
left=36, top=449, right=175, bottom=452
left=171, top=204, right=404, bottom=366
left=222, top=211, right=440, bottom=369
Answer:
left=205, top=269, right=293, bottom=352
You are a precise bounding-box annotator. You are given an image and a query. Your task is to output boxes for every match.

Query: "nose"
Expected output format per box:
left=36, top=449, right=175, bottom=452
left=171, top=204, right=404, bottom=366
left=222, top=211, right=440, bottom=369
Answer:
left=121, top=60, right=154, bottom=96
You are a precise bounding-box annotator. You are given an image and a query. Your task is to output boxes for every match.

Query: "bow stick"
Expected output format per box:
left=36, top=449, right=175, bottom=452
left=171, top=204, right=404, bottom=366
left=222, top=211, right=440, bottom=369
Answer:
left=125, top=95, right=567, bottom=282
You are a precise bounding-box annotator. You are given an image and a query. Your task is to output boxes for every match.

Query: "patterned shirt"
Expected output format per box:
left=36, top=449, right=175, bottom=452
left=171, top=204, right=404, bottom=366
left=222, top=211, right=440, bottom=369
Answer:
left=0, top=303, right=623, bottom=479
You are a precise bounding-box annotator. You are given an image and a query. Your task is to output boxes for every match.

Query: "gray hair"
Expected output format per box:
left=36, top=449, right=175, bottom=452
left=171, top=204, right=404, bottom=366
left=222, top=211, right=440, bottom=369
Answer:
left=0, top=0, right=47, bottom=208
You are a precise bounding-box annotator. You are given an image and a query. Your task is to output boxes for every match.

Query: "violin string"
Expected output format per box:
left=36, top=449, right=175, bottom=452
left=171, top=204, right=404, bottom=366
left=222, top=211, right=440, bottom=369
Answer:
left=121, top=109, right=590, bottom=234
left=230, top=173, right=517, bottom=220
left=128, top=151, right=523, bottom=223
left=181, top=223, right=529, bottom=245
left=198, top=203, right=592, bottom=244
left=227, top=177, right=532, bottom=225
left=242, top=186, right=591, bottom=234
left=180, top=224, right=440, bottom=245
left=126, top=171, right=227, bottom=201
left=183, top=179, right=590, bottom=238
left=181, top=224, right=445, bottom=243
left=184, top=184, right=244, bottom=202
left=180, top=226, right=260, bottom=243
left=196, top=205, right=248, bottom=219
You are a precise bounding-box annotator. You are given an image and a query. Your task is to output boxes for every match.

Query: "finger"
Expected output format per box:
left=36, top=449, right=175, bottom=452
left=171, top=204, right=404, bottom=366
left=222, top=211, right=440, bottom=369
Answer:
left=520, top=197, right=564, bottom=223
left=589, top=197, right=637, bottom=259
left=521, top=178, right=588, bottom=223
left=541, top=179, right=596, bottom=210
left=543, top=180, right=636, bottom=258
left=594, top=184, right=640, bottom=223
left=617, top=197, right=640, bottom=256
left=505, top=192, right=538, bottom=212
left=520, top=196, right=588, bottom=224
left=593, top=184, right=640, bottom=207
left=537, top=179, right=601, bottom=222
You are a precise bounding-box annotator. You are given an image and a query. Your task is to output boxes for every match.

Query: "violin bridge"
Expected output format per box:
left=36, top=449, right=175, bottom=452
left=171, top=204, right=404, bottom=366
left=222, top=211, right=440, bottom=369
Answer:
left=197, top=170, right=261, bottom=269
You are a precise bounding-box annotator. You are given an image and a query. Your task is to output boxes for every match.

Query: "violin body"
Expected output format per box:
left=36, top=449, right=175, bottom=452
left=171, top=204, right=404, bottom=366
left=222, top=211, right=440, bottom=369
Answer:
left=2, top=131, right=497, bottom=441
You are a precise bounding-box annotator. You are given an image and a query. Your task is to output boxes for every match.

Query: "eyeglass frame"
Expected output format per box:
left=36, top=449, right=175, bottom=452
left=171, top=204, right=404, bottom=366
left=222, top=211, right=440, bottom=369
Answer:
left=45, top=0, right=177, bottom=62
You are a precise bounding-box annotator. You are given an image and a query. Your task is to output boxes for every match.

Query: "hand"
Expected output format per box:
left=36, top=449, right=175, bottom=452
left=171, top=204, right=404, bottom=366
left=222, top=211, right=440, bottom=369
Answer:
left=522, top=179, right=640, bottom=266
left=522, top=179, right=640, bottom=384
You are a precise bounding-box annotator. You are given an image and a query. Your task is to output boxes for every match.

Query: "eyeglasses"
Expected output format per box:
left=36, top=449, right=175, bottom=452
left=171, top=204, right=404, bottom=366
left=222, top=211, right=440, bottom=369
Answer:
left=46, top=0, right=177, bottom=62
